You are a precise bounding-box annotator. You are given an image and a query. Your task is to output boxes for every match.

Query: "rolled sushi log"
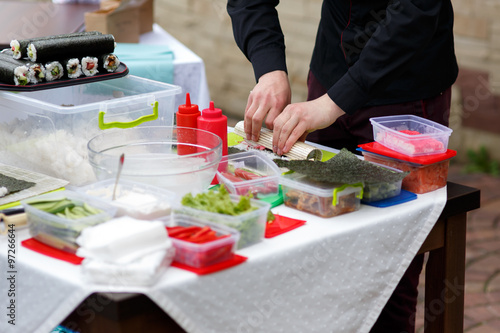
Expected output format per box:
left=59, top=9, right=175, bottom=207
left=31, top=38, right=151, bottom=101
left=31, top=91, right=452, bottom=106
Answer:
left=45, top=60, right=64, bottom=81
left=0, top=60, right=29, bottom=85
left=62, top=58, right=82, bottom=79
left=0, top=49, right=45, bottom=83
left=10, top=31, right=102, bottom=60
left=28, top=34, right=115, bottom=63
left=0, top=49, right=45, bottom=84
left=99, top=53, right=120, bottom=73
left=81, top=56, right=99, bottom=77
left=0, top=50, right=44, bottom=85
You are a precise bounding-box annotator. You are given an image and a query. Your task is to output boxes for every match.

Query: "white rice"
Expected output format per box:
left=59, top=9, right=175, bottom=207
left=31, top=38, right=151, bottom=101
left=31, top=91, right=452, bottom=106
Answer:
left=13, top=66, right=29, bottom=86
left=66, top=58, right=82, bottom=79
left=27, top=43, right=37, bottom=62
left=103, top=54, right=120, bottom=72
left=9, top=40, right=21, bottom=59
left=81, top=56, right=99, bottom=76
left=45, top=61, right=64, bottom=81
left=27, top=63, right=45, bottom=83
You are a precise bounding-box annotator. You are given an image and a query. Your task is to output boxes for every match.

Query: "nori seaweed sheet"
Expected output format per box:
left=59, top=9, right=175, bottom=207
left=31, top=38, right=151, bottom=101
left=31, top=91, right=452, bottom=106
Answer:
left=228, top=146, right=246, bottom=155
left=12, top=31, right=103, bottom=60
left=29, top=34, right=115, bottom=63
left=0, top=173, right=36, bottom=194
left=274, top=148, right=409, bottom=184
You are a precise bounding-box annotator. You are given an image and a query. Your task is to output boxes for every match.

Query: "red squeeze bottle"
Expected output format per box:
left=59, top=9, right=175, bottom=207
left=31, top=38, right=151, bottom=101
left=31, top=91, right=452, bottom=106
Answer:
left=176, top=93, right=200, bottom=155
left=197, top=101, right=228, bottom=156
left=197, top=101, right=228, bottom=185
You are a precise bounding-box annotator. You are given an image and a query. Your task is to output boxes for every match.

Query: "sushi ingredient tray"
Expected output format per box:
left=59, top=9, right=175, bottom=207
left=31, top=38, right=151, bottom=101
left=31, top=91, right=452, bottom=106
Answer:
left=0, top=62, right=128, bottom=91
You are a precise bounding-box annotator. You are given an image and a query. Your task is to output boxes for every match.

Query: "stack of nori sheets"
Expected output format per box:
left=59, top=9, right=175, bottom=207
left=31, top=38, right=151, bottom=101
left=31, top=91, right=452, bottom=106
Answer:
left=0, top=31, right=121, bottom=86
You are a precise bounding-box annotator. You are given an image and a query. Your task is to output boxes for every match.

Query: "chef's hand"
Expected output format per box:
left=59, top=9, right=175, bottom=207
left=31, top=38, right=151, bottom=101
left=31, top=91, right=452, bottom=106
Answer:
left=272, top=94, right=346, bottom=155
left=244, top=70, right=291, bottom=141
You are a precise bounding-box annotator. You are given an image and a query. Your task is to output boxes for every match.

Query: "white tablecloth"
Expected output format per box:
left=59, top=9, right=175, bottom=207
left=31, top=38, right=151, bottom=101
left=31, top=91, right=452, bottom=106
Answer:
left=140, top=24, right=211, bottom=110
left=0, top=185, right=446, bottom=333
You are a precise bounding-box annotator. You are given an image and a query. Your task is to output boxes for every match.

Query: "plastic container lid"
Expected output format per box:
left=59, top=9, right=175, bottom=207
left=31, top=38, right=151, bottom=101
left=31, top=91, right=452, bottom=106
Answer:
left=280, top=172, right=364, bottom=205
left=358, top=142, right=456, bottom=165
left=216, top=151, right=281, bottom=199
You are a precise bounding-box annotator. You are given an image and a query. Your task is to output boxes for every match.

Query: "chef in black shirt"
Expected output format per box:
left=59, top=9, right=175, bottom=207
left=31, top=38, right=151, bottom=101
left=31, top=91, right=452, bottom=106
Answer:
left=227, top=0, right=458, bottom=332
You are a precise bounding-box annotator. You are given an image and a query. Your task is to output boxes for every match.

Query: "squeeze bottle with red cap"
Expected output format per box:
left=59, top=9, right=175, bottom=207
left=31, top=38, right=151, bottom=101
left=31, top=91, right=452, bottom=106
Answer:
left=197, top=101, right=228, bottom=156
left=176, top=93, right=200, bottom=155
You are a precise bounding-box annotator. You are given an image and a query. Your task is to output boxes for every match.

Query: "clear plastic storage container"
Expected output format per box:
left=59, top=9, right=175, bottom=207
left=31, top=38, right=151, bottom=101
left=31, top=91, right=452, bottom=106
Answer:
left=75, top=179, right=177, bottom=221
left=362, top=163, right=404, bottom=202
left=0, top=75, right=181, bottom=186
left=168, top=214, right=240, bottom=268
left=216, top=151, right=281, bottom=198
left=361, top=150, right=451, bottom=194
left=370, top=115, right=452, bottom=156
left=21, top=190, right=117, bottom=253
left=280, top=172, right=363, bottom=218
left=175, top=195, right=270, bottom=249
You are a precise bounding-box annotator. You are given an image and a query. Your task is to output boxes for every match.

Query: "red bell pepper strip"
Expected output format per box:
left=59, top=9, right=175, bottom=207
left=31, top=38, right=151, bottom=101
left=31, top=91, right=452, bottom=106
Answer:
left=190, top=231, right=218, bottom=243
left=234, top=168, right=263, bottom=180
left=168, top=226, right=201, bottom=237
left=221, top=171, right=245, bottom=182
left=190, top=226, right=212, bottom=240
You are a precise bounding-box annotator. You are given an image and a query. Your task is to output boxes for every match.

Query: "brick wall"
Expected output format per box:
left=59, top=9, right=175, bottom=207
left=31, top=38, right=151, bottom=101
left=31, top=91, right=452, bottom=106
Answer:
left=449, top=0, right=500, bottom=161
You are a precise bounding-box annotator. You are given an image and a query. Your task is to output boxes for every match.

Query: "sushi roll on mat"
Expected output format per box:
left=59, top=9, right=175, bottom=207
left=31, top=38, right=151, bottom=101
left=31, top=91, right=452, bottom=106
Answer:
left=81, top=56, right=99, bottom=76
left=63, top=58, right=82, bottom=79
left=10, top=31, right=102, bottom=60
left=45, top=61, right=64, bottom=81
left=28, top=34, right=115, bottom=63
left=27, top=63, right=45, bottom=83
left=99, top=53, right=120, bottom=72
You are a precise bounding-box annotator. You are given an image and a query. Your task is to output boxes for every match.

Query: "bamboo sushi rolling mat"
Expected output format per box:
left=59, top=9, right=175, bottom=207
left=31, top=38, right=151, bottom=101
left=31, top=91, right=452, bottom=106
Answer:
left=0, top=163, right=68, bottom=209
left=233, top=121, right=323, bottom=160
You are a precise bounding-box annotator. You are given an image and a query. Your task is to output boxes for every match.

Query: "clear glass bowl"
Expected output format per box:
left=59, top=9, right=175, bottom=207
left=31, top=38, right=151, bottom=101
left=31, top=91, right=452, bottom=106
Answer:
left=87, top=126, right=222, bottom=197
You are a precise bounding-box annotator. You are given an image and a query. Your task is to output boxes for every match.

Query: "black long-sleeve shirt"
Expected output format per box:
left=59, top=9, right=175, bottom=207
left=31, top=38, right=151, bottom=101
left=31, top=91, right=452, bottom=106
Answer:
left=227, top=0, right=458, bottom=115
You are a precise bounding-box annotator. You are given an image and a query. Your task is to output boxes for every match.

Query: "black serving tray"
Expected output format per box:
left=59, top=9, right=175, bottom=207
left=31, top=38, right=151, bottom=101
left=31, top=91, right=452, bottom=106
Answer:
left=0, top=62, right=129, bottom=91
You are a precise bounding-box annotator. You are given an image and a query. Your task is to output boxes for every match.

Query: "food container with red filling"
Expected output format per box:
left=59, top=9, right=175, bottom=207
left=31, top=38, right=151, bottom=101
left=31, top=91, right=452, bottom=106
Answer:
left=358, top=142, right=456, bottom=194
left=279, top=172, right=363, bottom=218
left=216, top=151, right=281, bottom=198
left=167, top=214, right=240, bottom=268
left=370, top=115, right=452, bottom=156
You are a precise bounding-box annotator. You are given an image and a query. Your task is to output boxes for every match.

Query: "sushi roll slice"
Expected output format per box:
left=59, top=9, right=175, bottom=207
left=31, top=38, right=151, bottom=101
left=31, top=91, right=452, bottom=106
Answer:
left=81, top=56, right=99, bottom=76
left=10, top=31, right=102, bottom=60
left=28, top=34, right=115, bottom=63
left=27, top=63, right=45, bottom=83
left=45, top=61, right=64, bottom=81
left=63, top=58, right=82, bottom=79
left=0, top=60, right=29, bottom=85
left=99, top=53, right=120, bottom=72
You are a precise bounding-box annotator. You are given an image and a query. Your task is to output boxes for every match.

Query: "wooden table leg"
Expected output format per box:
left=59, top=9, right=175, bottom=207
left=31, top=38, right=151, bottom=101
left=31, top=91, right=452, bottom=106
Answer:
left=424, top=213, right=467, bottom=333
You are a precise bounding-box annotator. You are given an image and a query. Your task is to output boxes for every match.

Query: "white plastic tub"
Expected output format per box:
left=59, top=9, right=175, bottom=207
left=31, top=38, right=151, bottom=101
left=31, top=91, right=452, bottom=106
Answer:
left=0, top=75, right=181, bottom=185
